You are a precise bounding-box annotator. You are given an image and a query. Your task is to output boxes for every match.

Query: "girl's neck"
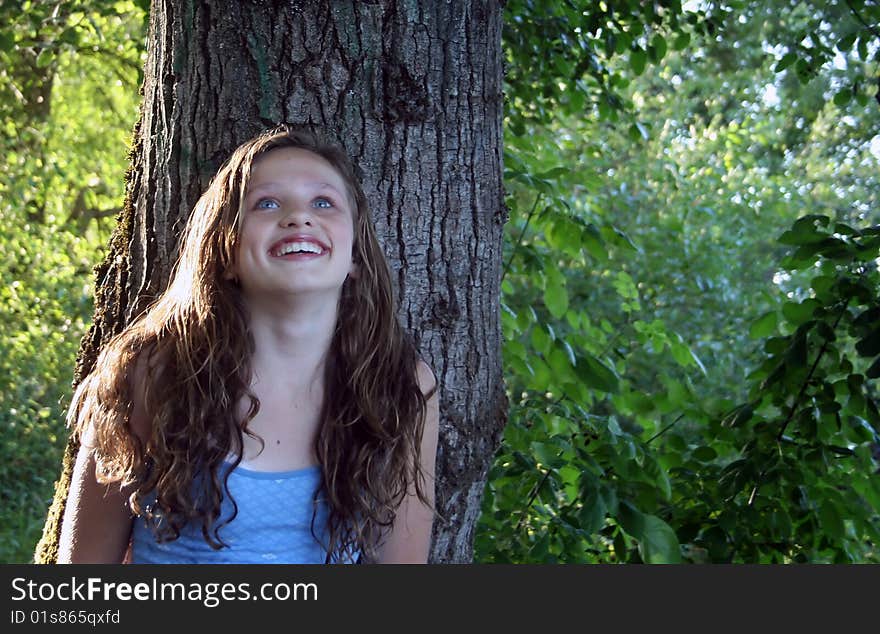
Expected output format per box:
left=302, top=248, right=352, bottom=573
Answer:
left=245, top=293, right=339, bottom=389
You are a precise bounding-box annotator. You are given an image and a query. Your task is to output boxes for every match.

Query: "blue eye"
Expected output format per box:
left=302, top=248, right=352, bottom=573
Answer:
left=313, top=197, right=333, bottom=209
left=256, top=198, right=279, bottom=210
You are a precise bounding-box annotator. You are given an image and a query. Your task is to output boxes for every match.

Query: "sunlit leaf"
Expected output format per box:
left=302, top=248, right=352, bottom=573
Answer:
left=35, top=47, right=54, bottom=68
left=543, top=272, right=569, bottom=319
left=749, top=311, right=778, bottom=339
left=638, top=515, right=682, bottom=564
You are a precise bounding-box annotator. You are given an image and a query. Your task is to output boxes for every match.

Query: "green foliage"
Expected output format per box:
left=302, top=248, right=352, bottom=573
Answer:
left=669, top=219, right=880, bottom=563
left=0, top=0, right=145, bottom=225
left=0, top=0, right=144, bottom=563
left=768, top=0, right=880, bottom=108
left=477, top=0, right=880, bottom=563
left=482, top=204, right=880, bottom=562
left=0, top=222, right=97, bottom=562
left=503, top=0, right=715, bottom=129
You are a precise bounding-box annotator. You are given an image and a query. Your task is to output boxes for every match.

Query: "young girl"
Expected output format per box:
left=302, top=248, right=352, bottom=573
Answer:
left=57, top=126, right=440, bottom=564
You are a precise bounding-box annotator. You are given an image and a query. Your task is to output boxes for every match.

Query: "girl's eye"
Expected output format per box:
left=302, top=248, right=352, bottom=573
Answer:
left=313, top=197, right=333, bottom=209
left=256, top=198, right=279, bottom=210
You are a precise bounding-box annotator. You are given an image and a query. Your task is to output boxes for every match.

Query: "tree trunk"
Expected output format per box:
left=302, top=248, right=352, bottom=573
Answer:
left=36, top=0, right=506, bottom=564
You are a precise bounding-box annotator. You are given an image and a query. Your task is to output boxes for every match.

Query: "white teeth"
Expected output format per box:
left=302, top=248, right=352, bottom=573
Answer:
left=275, top=241, right=323, bottom=256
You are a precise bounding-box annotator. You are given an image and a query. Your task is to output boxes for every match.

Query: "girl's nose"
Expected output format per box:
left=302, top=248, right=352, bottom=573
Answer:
left=280, top=205, right=313, bottom=227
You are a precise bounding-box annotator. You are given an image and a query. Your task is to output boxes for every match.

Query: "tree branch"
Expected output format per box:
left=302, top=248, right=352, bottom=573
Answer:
left=845, top=0, right=880, bottom=41
left=775, top=298, right=850, bottom=442
left=646, top=413, right=684, bottom=445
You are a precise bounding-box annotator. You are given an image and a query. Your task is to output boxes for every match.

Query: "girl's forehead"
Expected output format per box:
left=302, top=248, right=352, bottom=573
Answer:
left=248, top=147, right=347, bottom=190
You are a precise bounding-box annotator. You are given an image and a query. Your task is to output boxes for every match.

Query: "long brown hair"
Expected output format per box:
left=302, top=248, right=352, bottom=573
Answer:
left=69, top=125, right=433, bottom=563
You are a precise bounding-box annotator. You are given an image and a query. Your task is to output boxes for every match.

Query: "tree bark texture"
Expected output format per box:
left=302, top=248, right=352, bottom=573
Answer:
left=36, top=0, right=507, bottom=564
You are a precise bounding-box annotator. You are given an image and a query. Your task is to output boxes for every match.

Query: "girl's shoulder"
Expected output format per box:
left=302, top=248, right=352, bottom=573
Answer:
left=415, top=358, right=438, bottom=398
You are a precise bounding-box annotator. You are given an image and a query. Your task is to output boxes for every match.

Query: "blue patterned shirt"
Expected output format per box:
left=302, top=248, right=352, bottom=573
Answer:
left=129, top=463, right=350, bottom=564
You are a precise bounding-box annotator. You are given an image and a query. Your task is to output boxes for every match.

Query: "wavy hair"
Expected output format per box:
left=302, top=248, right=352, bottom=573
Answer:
left=69, top=125, right=433, bottom=563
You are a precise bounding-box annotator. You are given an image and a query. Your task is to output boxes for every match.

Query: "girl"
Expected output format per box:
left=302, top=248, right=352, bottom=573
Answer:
left=57, top=126, right=439, bottom=564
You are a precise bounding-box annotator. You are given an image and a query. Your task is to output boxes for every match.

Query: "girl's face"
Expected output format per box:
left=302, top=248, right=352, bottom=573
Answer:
left=232, top=147, right=356, bottom=303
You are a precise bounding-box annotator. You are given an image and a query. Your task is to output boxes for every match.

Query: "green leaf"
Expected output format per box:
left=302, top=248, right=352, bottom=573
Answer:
left=531, top=441, right=564, bottom=469
left=670, top=339, right=704, bottom=374
left=581, top=225, right=608, bottom=262
left=579, top=477, right=607, bottom=534
left=819, top=500, right=844, bottom=541
left=599, top=486, right=618, bottom=516
left=749, top=311, right=778, bottom=339
left=795, top=57, right=813, bottom=82
left=35, top=47, right=54, bottom=68
left=529, top=356, right=552, bottom=392
left=543, top=269, right=569, bottom=319
left=615, top=31, right=631, bottom=54
left=810, top=275, right=835, bottom=298
left=579, top=499, right=606, bottom=535
left=775, top=52, right=797, bottom=72
left=692, top=446, right=718, bottom=462
left=833, top=88, right=852, bottom=107
left=669, top=340, right=691, bottom=367
left=547, top=216, right=585, bottom=259
left=854, top=306, right=880, bottom=329
left=853, top=477, right=880, bottom=511
left=786, top=330, right=808, bottom=367
left=530, top=325, right=552, bottom=356
left=649, top=35, right=667, bottom=63
left=643, top=454, right=672, bottom=500
left=866, top=357, right=880, bottom=379
left=59, top=27, right=81, bottom=47
left=601, top=225, right=640, bottom=253
left=778, top=215, right=830, bottom=246
left=536, top=167, right=569, bottom=181
left=858, top=36, right=869, bottom=60
left=769, top=508, right=792, bottom=540
left=630, top=47, right=647, bottom=76
left=575, top=353, right=620, bottom=393
left=547, top=346, right=575, bottom=382
left=837, top=32, right=858, bottom=52
left=0, top=31, right=14, bottom=52
left=638, top=515, right=682, bottom=564
left=856, top=328, right=880, bottom=357
left=628, top=122, right=649, bottom=142
left=782, top=299, right=820, bottom=326
left=722, top=403, right=754, bottom=428
left=617, top=501, right=644, bottom=538
left=672, top=32, right=690, bottom=51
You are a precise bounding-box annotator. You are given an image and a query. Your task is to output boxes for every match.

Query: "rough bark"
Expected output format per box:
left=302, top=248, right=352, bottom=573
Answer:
left=36, top=0, right=506, bottom=564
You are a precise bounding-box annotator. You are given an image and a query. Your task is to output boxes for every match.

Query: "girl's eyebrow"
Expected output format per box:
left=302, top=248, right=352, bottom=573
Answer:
left=315, top=182, right=346, bottom=197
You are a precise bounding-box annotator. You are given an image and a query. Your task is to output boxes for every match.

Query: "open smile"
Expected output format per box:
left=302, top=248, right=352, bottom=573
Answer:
left=268, top=235, right=329, bottom=258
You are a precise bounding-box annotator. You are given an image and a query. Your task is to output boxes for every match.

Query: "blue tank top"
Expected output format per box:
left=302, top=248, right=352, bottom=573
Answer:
left=130, top=463, right=349, bottom=564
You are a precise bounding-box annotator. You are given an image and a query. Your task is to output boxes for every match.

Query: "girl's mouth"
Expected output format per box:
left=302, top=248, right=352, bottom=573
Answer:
left=269, top=235, right=329, bottom=258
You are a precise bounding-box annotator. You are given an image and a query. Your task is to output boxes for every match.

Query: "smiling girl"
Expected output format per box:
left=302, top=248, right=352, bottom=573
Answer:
left=57, top=126, right=439, bottom=564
